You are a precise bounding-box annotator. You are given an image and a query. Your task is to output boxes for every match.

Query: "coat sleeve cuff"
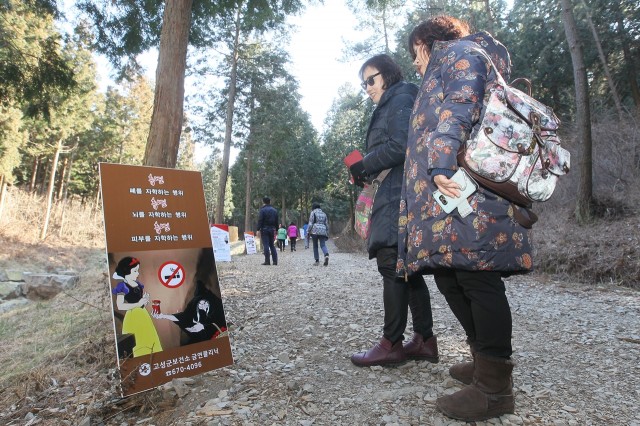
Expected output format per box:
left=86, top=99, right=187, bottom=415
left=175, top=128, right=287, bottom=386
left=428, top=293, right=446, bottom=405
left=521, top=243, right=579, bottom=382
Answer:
left=430, top=168, right=456, bottom=178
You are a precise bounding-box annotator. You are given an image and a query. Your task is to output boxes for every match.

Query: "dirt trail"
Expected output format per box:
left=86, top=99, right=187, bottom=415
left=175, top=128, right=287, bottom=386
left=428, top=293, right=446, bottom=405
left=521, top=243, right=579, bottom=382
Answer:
left=153, top=240, right=640, bottom=425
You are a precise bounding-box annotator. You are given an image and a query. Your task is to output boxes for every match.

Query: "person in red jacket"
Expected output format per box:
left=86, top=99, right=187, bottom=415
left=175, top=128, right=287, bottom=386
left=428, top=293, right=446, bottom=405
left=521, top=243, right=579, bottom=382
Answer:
left=287, top=222, right=298, bottom=252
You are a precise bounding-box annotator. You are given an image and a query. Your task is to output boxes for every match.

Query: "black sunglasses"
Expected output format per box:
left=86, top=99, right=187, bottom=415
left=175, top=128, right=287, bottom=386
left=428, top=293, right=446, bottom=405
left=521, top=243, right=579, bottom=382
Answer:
left=360, top=72, right=381, bottom=90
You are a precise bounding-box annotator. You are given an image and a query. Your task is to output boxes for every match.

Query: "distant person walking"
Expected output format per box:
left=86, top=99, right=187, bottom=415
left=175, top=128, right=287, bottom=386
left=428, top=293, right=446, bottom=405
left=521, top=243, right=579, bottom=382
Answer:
left=307, top=203, right=329, bottom=266
left=257, top=197, right=278, bottom=266
left=287, top=222, right=298, bottom=251
left=277, top=224, right=287, bottom=252
left=302, top=223, right=309, bottom=249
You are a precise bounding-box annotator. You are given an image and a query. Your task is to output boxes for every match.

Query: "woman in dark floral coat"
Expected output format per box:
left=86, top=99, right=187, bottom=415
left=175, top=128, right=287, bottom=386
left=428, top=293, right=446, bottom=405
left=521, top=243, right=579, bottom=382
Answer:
left=398, top=16, right=535, bottom=421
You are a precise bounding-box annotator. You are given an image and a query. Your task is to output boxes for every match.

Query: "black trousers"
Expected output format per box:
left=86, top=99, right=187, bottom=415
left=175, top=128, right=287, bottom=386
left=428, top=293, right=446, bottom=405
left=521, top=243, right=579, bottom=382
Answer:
left=376, top=247, right=434, bottom=344
left=434, top=269, right=512, bottom=358
left=260, top=229, right=277, bottom=264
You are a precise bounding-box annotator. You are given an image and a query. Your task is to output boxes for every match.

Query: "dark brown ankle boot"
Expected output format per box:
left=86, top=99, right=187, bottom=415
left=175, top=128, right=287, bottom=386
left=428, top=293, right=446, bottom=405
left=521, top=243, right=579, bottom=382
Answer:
left=403, top=333, right=439, bottom=363
left=436, top=352, right=515, bottom=421
left=449, top=342, right=476, bottom=384
left=350, top=337, right=407, bottom=367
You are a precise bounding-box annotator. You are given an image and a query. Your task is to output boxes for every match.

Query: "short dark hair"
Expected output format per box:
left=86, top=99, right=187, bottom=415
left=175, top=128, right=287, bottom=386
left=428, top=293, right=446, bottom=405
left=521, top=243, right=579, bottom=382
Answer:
left=312, top=203, right=321, bottom=210
left=408, top=15, right=471, bottom=60
left=115, top=256, right=140, bottom=278
left=263, top=196, right=271, bottom=204
left=359, top=54, right=403, bottom=90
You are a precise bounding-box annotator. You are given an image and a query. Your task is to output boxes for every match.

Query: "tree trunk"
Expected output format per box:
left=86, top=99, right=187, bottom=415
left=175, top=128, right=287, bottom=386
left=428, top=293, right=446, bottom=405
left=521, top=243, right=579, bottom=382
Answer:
left=41, top=139, right=63, bottom=239
left=143, top=0, right=193, bottom=168
left=281, top=193, right=286, bottom=226
left=244, top=148, right=253, bottom=233
left=40, top=159, right=50, bottom=195
left=0, top=177, right=6, bottom=222
left=29, top=156, right=39, bottom=193
left=57, top=154, right=75, bottom=238
left=215, top=6, right=241, bottom=224
left=560, top=0, right=593, bottom=223
left=243, top=85, right=256, bottom=234
left=93, top=187, right=101, bottom=221
left=58, top=198, right=67, bottom=238
left=579, top=0, right=623, bottom=119
left=61, top=154, right=74, bottom=202
left=483, top=0, right=495, bottom=34
left=382, top=7, right=390, bottom=53
left=56, top=156, right=68, bottom=200
left=299, top=194, right=304, bottom=229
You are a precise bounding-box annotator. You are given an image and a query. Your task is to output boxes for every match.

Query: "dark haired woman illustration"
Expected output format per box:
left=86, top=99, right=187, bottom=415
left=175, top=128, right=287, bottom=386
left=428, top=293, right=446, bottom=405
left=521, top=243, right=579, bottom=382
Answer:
left=153, top=280, right=227, bottom=345
left=112, top=256, right=163, bottom=357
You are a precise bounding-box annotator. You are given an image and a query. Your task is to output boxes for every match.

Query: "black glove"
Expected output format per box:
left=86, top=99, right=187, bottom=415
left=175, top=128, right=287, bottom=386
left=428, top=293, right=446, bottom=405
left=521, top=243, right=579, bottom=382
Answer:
left=349, top=160, right=367, bottom=187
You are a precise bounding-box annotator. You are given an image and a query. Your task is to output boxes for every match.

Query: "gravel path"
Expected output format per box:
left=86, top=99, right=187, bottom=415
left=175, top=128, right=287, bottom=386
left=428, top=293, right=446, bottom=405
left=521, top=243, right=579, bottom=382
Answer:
left=157, top=241, right=640, bottom=425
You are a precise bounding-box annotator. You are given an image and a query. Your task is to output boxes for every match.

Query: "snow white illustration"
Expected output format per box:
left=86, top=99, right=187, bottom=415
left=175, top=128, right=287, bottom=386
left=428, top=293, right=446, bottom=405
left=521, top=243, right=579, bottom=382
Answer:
left=112, top=256, right=163, bottom=357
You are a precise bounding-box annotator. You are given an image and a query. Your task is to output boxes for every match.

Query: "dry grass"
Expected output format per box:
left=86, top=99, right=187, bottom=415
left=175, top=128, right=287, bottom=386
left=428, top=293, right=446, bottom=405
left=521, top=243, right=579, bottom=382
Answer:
left=534, top=115, right=640, bottom=289
left=0, top=190, right=125, bottom=423
left=0, top=190, right=104, bottom=247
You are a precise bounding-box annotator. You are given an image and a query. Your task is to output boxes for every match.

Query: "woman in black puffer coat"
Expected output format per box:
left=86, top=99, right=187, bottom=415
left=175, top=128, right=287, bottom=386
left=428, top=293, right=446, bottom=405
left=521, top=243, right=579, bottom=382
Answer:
left=349, top=54, right=438, bottom=368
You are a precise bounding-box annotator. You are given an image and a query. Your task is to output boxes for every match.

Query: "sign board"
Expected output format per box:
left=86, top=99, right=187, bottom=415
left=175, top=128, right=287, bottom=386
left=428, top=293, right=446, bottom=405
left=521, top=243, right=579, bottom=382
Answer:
left=244, top=232, right=257, bottom=254
left=210, top=224, right=231, bottom=262
left=99, top=163, right=233, bottom=397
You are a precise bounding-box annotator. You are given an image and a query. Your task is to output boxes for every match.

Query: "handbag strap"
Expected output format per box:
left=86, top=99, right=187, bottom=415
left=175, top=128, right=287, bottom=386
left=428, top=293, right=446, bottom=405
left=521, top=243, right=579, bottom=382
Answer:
left=373, top=169, right=391, bottom=184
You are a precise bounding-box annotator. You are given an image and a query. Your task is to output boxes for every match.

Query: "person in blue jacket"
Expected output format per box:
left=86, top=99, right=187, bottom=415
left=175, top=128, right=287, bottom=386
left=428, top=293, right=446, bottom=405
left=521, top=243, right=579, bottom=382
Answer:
left=257, top=196, right=278, bottom=265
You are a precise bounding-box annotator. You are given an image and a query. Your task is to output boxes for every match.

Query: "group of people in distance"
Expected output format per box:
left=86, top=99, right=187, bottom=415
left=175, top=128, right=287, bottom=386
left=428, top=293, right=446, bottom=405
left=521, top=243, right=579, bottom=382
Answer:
left=346, top=15, right=534, bottom=422
left=257, top=15, right=534, bottom=423
left=257, top=197, right=330, bottom=267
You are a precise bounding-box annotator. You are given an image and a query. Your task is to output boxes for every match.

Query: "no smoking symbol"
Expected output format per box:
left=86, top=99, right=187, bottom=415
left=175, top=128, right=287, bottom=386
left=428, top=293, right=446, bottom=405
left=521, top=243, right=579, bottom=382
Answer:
left=158, top=261, right=186, bottom=288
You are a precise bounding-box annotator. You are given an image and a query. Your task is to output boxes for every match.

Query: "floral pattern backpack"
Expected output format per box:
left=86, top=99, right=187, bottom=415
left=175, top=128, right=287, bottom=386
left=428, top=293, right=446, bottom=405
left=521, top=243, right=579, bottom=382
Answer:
left=458, top=52, right=571, bottom=207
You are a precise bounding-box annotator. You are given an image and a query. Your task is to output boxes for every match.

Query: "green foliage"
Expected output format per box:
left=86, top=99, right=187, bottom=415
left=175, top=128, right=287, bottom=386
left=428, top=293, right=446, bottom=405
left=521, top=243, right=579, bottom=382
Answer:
left=229, top=77, right=322, bottom=228
left=200, top=153, right=234, bottom=221
left=0, top=0, right=76, bottom=118
left=77, top=0, right=304, bottom=77
left=1, top=0, right=637, bottom=229
left=0, top=105, right=26, bottom=183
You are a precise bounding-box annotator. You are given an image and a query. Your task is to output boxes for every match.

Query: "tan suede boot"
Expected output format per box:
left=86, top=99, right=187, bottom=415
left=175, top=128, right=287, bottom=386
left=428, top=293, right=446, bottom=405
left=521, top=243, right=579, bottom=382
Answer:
left=449, top=342, right=475, bottom=385
left=436, top=352, right=515, bottom=421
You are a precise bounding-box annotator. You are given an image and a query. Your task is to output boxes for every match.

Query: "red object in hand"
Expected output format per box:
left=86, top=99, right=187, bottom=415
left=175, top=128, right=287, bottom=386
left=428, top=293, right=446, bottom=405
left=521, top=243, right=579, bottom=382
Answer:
left=151, top=300, right=161, bottom=314
left=344, top=150, right=364, bottom=184
left=343, top=149, right=363, bottom=168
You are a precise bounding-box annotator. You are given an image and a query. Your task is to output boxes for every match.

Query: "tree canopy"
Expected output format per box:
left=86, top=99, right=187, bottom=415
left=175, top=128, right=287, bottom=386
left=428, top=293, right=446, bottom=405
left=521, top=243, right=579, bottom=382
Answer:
left=1, top=0, right=638, bottom=232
